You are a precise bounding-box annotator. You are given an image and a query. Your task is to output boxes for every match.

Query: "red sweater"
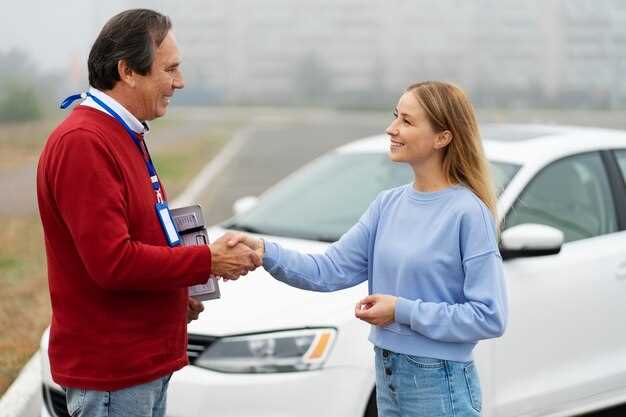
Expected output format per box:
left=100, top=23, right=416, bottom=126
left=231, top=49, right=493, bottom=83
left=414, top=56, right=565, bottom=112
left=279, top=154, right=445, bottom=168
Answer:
left=37, top=106, right=212, bottom=390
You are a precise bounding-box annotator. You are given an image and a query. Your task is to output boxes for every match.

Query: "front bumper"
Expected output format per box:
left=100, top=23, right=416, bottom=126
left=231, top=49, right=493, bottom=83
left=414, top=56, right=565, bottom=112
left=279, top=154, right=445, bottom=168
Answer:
left=41, top=365, right=373, bottom=417
left=166, top=364, right=373, bottom=417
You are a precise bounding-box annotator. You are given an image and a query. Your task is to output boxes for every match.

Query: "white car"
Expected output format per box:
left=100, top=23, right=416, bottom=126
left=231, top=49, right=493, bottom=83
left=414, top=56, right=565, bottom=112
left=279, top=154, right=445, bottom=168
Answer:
left=41, top=124, right=626, bottom=417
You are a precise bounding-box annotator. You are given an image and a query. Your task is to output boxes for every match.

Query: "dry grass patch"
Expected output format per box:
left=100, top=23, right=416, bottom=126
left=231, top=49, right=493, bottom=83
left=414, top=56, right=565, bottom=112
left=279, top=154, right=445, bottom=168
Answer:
left=152, top=127, right=229, bottom=197
left=0, top=215, right=50, bottom=395
left=0, top=116, right=62, bottom=170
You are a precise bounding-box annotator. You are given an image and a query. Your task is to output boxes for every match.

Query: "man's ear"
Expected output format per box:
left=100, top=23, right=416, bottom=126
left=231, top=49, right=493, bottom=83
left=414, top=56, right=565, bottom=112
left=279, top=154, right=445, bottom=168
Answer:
left=117, top=60, right=136, bottom=87
left=434, top=130, right=453, bottom=149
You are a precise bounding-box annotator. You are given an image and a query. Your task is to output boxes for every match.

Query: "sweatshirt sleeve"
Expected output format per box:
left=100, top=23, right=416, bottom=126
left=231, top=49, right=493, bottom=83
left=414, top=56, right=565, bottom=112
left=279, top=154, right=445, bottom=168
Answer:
left=394, top=200, right=508, bottom=343
left=395, top=251, right=508, bottom=342
left=261, top=195, right=381, bottom=292
left=49, top=129, right=211, bottom=291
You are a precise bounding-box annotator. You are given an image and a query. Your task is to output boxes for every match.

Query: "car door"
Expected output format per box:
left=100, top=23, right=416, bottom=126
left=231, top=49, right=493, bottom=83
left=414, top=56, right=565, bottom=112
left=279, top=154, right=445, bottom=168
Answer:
left=492, top=151, right=626, bottom=416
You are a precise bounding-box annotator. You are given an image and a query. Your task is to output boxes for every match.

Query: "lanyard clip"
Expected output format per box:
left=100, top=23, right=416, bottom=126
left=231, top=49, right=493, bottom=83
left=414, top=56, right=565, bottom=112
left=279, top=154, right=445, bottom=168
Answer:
left=59, top=92, right=87, bottom=109
left=156, top=190, right=164, bottom=204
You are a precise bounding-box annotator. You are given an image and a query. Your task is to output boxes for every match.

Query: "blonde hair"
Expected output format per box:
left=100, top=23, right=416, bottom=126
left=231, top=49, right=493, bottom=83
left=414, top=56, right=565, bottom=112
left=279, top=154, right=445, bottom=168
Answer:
left=407, top=81, right=497, bottom=217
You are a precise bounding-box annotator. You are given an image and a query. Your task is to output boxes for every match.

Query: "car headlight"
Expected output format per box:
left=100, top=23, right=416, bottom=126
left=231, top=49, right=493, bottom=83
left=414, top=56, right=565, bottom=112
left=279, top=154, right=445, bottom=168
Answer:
left=195, top=328, right=337, bottom=373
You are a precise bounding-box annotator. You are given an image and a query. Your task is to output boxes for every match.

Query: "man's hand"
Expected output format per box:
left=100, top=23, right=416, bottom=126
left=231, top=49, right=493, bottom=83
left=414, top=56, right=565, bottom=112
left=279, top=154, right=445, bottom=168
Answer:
left=354, top=294, right=397, bottom=326
left=187, top=297, right=204, bottom=323
left=226, top=232, right=264, bottom=260
left=209, top=233, right=262, bottom=280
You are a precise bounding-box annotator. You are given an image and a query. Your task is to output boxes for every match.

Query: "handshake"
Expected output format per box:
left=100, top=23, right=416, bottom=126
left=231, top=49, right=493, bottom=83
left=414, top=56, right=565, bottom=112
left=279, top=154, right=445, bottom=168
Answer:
left=208, top=232, right=265, bottom=280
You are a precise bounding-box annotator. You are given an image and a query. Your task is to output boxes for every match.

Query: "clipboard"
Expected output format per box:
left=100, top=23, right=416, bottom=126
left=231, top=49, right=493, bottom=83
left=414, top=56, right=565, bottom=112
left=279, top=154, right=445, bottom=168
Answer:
left=170, top=205, right=221, bottom=301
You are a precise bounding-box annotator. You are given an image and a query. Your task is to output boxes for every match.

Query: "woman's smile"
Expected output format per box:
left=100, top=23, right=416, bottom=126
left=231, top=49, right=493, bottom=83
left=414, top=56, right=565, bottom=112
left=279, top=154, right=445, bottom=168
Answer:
left=389, top=137, right=406, bottom=151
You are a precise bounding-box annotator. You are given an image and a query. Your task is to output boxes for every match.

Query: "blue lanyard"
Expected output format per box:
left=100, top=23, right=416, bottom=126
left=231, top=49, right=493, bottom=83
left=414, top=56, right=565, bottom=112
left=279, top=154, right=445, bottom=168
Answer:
left=60, top=92, right=181, bottom=246
left=60, top=92, right=164, bottom=203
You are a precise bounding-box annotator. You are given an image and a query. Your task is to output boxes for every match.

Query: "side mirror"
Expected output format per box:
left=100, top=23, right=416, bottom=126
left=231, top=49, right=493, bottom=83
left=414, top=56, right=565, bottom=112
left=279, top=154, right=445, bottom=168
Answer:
left=232, top=196, right=259, bottom=216
left=499, top=223, right=564, bottom=260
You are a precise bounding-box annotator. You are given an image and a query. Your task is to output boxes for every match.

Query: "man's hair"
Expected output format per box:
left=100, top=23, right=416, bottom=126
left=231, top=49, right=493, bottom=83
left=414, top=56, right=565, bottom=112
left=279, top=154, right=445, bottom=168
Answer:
left=88, top=9, right=172, bottom=90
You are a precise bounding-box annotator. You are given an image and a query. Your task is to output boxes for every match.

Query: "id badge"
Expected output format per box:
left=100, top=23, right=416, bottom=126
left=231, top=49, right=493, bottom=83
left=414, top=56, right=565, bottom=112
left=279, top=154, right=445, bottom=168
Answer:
left=155, top=202, right=182, bottom=247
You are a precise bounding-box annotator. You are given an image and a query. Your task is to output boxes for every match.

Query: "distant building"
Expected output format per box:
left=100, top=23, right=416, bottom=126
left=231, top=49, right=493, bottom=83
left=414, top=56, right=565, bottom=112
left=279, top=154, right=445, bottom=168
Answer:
left=129, top=0, right=626, bottom=108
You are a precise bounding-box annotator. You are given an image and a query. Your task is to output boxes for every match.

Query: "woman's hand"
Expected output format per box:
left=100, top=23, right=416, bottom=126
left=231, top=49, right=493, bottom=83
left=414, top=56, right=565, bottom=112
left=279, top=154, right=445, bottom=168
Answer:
left=226, top=232, right=264, bottom=259
left=216, top=232, right=265, bottom=281
left=354, top=294, right=397, bottom=326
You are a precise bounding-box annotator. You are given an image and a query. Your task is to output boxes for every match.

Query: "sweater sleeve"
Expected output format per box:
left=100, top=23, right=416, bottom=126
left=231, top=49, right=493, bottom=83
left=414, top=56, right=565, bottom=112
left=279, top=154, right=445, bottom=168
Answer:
left=49, top=129, right=211, bottom=291
left=262, top=195, right=381, bottom=292
left=394, top=200, right=508, bottom=343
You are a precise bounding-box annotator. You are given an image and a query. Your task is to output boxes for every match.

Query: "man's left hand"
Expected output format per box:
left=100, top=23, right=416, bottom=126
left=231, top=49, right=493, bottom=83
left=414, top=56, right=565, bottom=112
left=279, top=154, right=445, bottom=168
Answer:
left=187, top=297, right=204, bottom=323
left=354, top=294, right=397, bottom=326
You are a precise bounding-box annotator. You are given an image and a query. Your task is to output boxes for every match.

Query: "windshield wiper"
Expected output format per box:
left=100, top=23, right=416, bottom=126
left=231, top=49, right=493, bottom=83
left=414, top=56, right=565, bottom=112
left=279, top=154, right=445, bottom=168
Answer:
left=225, top=223, right=263, bottom=234
left=224, top=223, right=339, bottom=243
left=311, top=234, right=338, bottom=243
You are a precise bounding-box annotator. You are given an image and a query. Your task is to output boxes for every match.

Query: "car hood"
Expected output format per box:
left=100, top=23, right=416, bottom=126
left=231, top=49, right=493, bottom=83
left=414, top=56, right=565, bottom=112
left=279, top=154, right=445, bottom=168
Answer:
left=187, top=227, right=368, bottom=337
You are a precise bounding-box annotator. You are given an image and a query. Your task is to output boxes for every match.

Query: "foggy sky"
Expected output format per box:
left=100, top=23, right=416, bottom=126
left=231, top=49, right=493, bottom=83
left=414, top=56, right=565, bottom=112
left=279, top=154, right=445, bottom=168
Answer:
left=0, top=0, right=152, bottom=71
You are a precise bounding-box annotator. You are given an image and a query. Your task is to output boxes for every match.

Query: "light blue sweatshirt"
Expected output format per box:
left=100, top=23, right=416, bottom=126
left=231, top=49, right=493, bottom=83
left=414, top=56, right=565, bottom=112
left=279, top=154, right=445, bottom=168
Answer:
left=263, top=184, right=508, bottom=362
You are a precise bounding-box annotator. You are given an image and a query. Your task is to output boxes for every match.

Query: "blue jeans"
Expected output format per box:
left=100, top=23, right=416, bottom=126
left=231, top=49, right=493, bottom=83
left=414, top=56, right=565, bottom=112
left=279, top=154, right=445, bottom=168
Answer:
left=374, top=347, right=481, bottom=417
left=64, top=374, right=172, bottom=417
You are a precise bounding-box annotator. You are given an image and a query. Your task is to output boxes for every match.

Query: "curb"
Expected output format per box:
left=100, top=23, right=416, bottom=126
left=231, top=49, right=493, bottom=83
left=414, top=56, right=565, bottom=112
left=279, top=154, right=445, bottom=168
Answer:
left=0, top=126, right=252, bottom=417
left=0, top=352, right=41, bottom=417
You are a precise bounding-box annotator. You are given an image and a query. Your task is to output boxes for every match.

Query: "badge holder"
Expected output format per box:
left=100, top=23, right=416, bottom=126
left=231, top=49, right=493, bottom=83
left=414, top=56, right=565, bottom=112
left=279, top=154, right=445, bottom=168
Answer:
left=170, top=205, right=221, bottom=301
left=156, top=201, right=182, bottom=247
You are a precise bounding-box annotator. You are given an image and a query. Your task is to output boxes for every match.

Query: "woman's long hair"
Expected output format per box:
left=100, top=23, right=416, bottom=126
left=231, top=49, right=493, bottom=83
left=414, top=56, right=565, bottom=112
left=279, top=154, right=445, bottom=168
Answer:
left=407, top=81, right=497, bottom=217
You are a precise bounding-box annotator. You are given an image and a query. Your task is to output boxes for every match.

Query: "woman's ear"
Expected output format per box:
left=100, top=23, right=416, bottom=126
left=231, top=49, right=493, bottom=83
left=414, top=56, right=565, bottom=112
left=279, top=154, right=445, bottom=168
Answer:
left=434, top=130, right=453, bottom=149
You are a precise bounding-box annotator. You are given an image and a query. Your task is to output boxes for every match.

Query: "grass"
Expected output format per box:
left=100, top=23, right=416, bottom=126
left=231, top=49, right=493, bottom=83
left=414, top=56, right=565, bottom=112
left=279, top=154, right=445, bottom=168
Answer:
left=0, top=111, right=232, bottom=396
left=0, top=116, right=62, bottom=170
left=0, top=216, right=49, bottom=395
left=152, top=127, right=229, bottom=197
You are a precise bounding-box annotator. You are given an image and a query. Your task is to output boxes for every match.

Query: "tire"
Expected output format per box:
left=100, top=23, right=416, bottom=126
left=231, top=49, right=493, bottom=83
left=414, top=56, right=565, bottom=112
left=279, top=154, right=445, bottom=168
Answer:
left=364, top=389, right=378, bottom=417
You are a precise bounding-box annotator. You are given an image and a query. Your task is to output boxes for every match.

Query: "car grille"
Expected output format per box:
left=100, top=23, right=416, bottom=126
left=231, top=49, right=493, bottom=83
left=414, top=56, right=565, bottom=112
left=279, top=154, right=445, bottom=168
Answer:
left=187, top=333, right=217, bottom=364
left=42, top=385, right=70, bottom=417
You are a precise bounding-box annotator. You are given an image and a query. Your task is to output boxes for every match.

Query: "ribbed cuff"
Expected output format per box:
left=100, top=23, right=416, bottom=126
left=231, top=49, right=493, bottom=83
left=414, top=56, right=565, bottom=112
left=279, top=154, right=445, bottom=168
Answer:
left=261, top=240, right=279, bottom=271
left=395, top=297, right=415, bottom=326
left=193, top=244, right=213, bottom=285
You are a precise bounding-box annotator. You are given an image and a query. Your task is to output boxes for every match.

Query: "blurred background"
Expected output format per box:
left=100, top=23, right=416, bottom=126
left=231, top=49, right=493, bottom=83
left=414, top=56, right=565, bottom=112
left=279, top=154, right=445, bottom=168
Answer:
left=4, top=0, right=626, bottom=111
left=2, top=0, right=626, bottom=406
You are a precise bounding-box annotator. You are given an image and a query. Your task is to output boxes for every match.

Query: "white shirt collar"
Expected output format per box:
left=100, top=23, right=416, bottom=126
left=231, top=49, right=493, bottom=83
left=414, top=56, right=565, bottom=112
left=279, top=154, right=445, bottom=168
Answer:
left=80, top=87, right=149, bottom=134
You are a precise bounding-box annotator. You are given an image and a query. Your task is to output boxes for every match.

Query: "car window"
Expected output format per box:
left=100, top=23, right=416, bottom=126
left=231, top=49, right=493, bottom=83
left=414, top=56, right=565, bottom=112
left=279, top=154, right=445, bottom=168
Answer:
left=613, top=149, right=626, bottom=184
left=490, top=160, right=519, bottom=196
left=228, top=152, right=520, bottom=241
left=504, top=152, right=617, bottom=243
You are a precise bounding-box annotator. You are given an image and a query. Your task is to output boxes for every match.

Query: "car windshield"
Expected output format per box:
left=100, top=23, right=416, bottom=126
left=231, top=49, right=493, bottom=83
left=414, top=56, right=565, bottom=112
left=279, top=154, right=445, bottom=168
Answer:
left=226, top=153, right=520, bottom=241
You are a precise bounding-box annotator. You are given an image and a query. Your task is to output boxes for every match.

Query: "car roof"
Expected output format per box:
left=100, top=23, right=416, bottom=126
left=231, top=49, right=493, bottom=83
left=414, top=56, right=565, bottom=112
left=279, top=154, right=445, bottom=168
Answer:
left=336, top=124, right=626, bottom=166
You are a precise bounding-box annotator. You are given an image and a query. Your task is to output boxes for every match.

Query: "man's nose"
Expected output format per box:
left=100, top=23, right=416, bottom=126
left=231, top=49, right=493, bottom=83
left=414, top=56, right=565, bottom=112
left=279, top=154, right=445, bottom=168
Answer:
left=174, top=73, right=185, bottom=89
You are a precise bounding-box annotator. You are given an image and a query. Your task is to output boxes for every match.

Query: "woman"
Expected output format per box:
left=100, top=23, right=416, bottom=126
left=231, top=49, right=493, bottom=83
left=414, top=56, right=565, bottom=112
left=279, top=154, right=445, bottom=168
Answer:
left=228, top=81, right=507, bottom=416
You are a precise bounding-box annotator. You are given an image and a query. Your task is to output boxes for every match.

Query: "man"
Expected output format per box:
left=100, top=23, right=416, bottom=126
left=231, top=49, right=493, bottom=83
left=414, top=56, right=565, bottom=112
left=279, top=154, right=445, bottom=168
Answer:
left=36, top=9, right=260, bottom=417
